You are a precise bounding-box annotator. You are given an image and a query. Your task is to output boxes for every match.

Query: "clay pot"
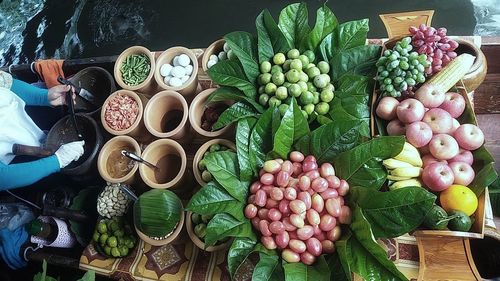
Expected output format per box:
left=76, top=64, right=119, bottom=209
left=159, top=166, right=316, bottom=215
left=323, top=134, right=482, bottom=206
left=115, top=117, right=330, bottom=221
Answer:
left=454, top=39, right=487, bottom=92
left=101, top=90, right=152, bottom=143
left=189, top=88, right=234, bottom=138
left=186, top=211, right=231, bottom=252
left=202, top=39, right=225, bottom=72
left=143, top=90, right=189, bottom=140
left=135, top=209, right=185, bottom=246
left=154, top=46, right=199, bottom=98
left=193, top=139, right=236, bottom=186
left=139, top=139, right=187, bottom=189
left=97, top=136, right=141, bottom=184
left=114, top=46, right=157, bottom=96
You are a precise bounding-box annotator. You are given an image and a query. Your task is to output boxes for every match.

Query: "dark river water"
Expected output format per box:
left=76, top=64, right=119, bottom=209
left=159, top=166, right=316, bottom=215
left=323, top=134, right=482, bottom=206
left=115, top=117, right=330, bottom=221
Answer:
left=0, top=0, right=499, bottom=67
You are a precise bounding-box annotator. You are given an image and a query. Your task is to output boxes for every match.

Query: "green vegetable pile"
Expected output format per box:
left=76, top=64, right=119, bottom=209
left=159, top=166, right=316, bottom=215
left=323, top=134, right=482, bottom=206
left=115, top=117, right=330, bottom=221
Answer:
left=92, top=218, right=136, bottom=258
left=120, top=54, right=151, bottom=86
left=198, top=143, right=233, bottom=182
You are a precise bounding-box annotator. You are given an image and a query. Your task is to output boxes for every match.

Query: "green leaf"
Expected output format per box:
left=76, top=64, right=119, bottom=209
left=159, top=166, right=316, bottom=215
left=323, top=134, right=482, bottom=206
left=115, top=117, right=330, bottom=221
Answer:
left=330, top=45, right=382, bottom=82
left=469, top=163, right=498, bottom=196
left=204, top=151, right=248, bottom=202
left=302, top=5, right=338, bottom=52
left=252, top=252, right=281, bottom=281
left=224, top=31, right=260, bottom=83
left=350, top=186, right=436, bottom=238
left=256, top=10, right=292, bottom=63
left=347, top=159, right=387, bottom=190
left=237, top=117, right=258, bottom=181
left=207, top=86, right=265, bottom=113
left=319, top=33, right=334, bottom=62
left=186, top=181, right=245, bottom=220
left=207, top=60, right=257, bottom=98
left=273, top=98, right=310, bottom=158
left=249, top=107, right=277, bottom=173
left=228, top=237, right=258, bottom=278
left=327, top=252, right=350, bottom=281
left=349, top=206, right=408, bottom=281
left=334, top=136, right=405, bottom=185
left=490, top=177, right=500, bottom=216
left=278, top=3, right=310, bottom=49
left=213, top=102, right=258, bottom=130
left=76, top=270, right=95, bottom=281
left=333, top=19, right=369, bottom=53
left=335, top=230, right=353, bottom=281
left=283, top=255, right=330, bottom=281
left=205, top=213, right=255, bottom=246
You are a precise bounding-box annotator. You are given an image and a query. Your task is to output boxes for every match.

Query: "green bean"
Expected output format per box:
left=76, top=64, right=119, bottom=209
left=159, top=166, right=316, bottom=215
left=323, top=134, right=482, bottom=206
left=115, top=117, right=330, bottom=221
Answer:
left=120, top=54, right=151, bottom=86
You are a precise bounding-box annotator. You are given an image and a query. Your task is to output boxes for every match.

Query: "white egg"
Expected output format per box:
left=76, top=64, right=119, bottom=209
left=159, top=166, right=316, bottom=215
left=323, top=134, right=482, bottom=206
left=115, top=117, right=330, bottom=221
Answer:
left=184, top=65, right=193, bottom=75
left=164, top=75, right=172, bottom=84
left=218, top=51, right=227, bottom=60
left=223, top=42, right=230, bottom=52
left=180, top=75, right=190, bottom=84
left=160, top=64, right=173, bottom=77
left=173, top=56, right=181, bottom=66
left=207, top=60, right=217, bottom=68
left=178, top=54, right=190, bottom=67
left=209, top=54, right=219, bottom=62
left=169, top=77, right=182, bottom=87
left=171, top=66, right=186, bottom=78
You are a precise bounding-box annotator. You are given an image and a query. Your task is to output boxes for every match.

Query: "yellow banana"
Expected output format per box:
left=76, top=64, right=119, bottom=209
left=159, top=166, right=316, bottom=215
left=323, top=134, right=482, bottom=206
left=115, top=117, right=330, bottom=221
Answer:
left=389, top=179, right=423, bottom=191
left=389, top=166, right=422, bottom=178
left=394, top=142, right=423, bottom=167
left=387, top=175, right=413, bottom=181
left=383, top=158, right=414, bottom=170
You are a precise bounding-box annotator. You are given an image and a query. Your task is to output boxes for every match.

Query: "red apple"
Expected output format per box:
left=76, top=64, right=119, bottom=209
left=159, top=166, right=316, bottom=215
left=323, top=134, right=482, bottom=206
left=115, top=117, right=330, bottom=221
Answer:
left=454, top=124, right=485, bottom=150
left=406, top=121, right=433, bottom=148
left=449, top=162, right=475, bottom=186
left=415, top=84, right=446, bottom=108
left=428, top=134, right=460, bottom=160
left=422, top=162, right=454, bottom=191
left=422, top=108, right=453, bottom=134
left=396, top=98, right=425, bottom=124
left=376, top=97, right=400, bottom=120
left=386, top=119, right=406, bottom=136
left=449, top=149, right=474, bottom=165
left=449, top=118, right=460, bottom=134
left=439, top=92, right=466, bottom=118
left=422, top=154, right=447, bottom=168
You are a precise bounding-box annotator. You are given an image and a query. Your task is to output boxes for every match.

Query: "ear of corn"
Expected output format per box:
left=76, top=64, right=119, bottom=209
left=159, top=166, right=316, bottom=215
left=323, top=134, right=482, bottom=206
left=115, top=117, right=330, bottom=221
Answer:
left=426, top=53, right=475, bottom=94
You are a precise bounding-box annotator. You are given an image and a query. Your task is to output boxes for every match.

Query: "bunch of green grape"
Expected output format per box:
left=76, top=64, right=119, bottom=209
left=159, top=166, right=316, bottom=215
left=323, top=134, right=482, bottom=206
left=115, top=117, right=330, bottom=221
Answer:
left=376, top=37, right=431, bottom=97
left=257, top=49, right=334, bottom=117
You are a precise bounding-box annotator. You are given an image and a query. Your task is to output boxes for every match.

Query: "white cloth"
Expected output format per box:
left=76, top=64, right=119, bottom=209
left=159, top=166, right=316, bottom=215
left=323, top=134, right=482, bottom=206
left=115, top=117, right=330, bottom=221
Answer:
left=0, top=87, right=46, bottom=165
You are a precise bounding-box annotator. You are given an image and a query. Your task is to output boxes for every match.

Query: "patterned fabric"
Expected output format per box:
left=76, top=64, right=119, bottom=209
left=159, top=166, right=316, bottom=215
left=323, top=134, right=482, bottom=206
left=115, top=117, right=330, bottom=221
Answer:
left=0, top=70, right=13, bottom=89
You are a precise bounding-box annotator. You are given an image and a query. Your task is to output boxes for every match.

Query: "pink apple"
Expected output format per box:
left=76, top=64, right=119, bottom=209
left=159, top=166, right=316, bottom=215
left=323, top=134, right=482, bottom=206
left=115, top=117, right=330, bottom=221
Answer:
left=449, top=118, right=460, bottom=134
left=428, top=134, right=460, bottom=160
left=454, top=124, right=485, bottom=150
left=376, top=97, right=400, bottom=120
left=422, top=162, right=455, bottom=191
left=449, top=149, right=474, bottom=165
left=449, top=162, right=475, bottom=186
left=422, top=154, right=447, bottom=168
left=439, top=92, right=466, bottom=118
left=396, top=98, right=425, bottom=124
left=415, top=84, right=446, bottom=108
left=406, top=121, right=433, bottom=148
left=422, top=108, right=453, bottom=134
left=386, top=119, right=406, bottom=136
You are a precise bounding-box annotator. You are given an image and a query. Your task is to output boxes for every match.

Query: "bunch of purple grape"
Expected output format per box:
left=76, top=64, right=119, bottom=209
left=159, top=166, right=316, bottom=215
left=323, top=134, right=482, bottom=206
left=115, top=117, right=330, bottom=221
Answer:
left=409, top=24, right=459, bottom=75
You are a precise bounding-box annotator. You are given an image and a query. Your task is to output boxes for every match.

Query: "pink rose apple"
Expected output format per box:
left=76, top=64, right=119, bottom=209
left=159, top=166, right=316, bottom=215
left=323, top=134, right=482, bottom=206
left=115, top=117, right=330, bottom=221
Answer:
left=449, top=162, right=475, bottom=186
left=386, top=119, right=406, bottom=136
left=422, top=154, right=447, bottom=168
left=406, top=121, right=433, bottom=148
left=422, top=162, right=454, bottom=191
left=376, top=97, right=400, bottom=120
left=422, top=108, right=453, bottom=134
left=449, top=149, right=474, bottom=165
left=439, top=92, right=466, bottom=118
left=396, top=98, right=425, bottom=124
left=415, top=84, right=446, bottom=108
left=454, top=124, right=485, bottom=150
left=428, top=134, right=460, bottom=160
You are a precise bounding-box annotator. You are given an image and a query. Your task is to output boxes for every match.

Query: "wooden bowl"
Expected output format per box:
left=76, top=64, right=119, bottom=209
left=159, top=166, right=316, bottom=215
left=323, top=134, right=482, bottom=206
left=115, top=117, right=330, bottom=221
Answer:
left=97, top=136, right=141, bottom=184
left=114, top=46, right=157, bottom=95
left=192, top=139, right=236, bottom=187
left=135, top=209, right=185, bottom=246
left=188, top=88, right=234, bottom=138
left=454, top=39, right=487, bottom=92
left=143, top=90, right=189, bottom=140
left=202, top=39, right=225, bottom=72
left=185, top=211, right=231, bottom=252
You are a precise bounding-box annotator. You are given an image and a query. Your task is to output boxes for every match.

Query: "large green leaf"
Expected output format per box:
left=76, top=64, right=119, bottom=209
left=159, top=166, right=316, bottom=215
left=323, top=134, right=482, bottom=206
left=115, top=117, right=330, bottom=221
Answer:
left=302, top=5, right=337, bottom=52
left=249, top=107, right=277, bottom=173
left=272, top=98, right=309, bottom=159
left=205, top=213, right=255, bottom=246
left=335, top=230, right=353, bottom=281
left=347, top=159, right=387, bottom=190
left=228, top=237, right=257, bottom=278
left=213, top=102, right=258, bottom=130
left=333, top=19, right=369, bottom=53
left=319, top=33, right=334, bottom=62
left=207, top=87, right=265, bottom=113
left=469, top=163, right=498, bottom=196
left=237, top=117, right=258, bottom=181
left=283, top=255, right=330, bottom=281
left=224, top=31, right=260, bottom=83
left=204, top=151, right=248, bottom=202
left=350, top=186, right=436, bottom=238
left=252, top=252, right=281, bottom=281
left=278, top=2, right=310, bottom=49
left=256, top=10, right=292, bottom=63
left=186, top=181, right=245, bottom=221
left=330, top=45, right=382, bottom=82
left=349, top=206, right=408, bottom=281
left=327, top=251, right=350, bottom=281
left=490, top=177, right=500, bottom=216
left=206, top=60, right=257, bottom=98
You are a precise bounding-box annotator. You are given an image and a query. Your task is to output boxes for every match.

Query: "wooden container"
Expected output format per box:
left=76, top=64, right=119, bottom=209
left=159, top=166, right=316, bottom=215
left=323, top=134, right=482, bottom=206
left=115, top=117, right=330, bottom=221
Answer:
left=188, top=88, right=234, bottom=138
left=97, top=136, right=141, bottom=184
left=455, top=39, right=488, bottom=92
left=379, top=10, right=434, bottom=38
left=114, top=46, right=158, bottom=96
left=202, top=39, right=225, bottom=72
left=192, top=139, right=236, bottom=187
left=185, top=211, right=231, bottom=252
left=135, top=209, right=185, bottom=246
left=143, top=90, right=190, bottom=140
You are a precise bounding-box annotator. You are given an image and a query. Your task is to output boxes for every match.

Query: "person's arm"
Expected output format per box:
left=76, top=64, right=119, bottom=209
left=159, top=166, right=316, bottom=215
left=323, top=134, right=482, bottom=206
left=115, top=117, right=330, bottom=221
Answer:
left=10, top=79, right=50, bottom=106
left=0, top=156, right=60, bottom=190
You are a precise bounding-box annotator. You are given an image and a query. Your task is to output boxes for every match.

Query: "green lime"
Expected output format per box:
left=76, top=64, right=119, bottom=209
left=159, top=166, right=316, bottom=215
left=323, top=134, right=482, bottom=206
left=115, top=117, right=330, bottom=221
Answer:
left=286, top=69, right=300, bottom=83
left=272, top=72, right=285, bottom=86
left=315, top=102, right=330, bottom=115
left=312, top=92, right=320, bottom=105
left=299, top=71, right=309, bottom=82
left=268, top=97, right=281, bottom=107
left=109, top=221, right=120, bottom=233
left=93, top=231, right=100, bottom=242
left=107, top=236, right=118, bottom=248
left=423, top=205, right=449, bottom=230
left=259, top=94, right=270, bottom=106
left=114, top=229, right=124, bottom=238
left=287, top=49, right=300, bottom=59
left=273, top=53, right=286, bottom=65
left=304, top=104, right=315, bottom=115
left=271, top=65, right=283, bottom=75
left=264, top=83, right=277, bottom=94
left=317, top=61, right=330, bottom=74
left=191, top=213, right=202, bottom=225
left=198, top=159, right=206, bottom=171
left=306, top=67, right=320, bottom=79
left=201, top=170, right=212, bottom=182
left=194, top=223, right=207, bottom=239
left=314, top=74, right=330, bottom=89
left=260, top=61, right=272, bottom=73
left=227, top=49, right=236, bottom=60
left=104, top=246, right=112, bottom=256
left=119, top=246, right=129, bottom=257
left=298, top=81, right=308, bottom=92
left=303, top=50, right=315, bottom=63
left=290, top=59, right=303, bottom=70
left=99, top=233, right=109, bottom=245
left=289, top=84, right=302, bottom=98
left=276, top=87, right=288, bottom=100
left=209, top=144, right=221, bottom=152
left=300, top=91, right=314, bottom=105
left=111, top=247, right=120, bottom=258
left=305, top=63, right=315, bottom=69
left=320, top=89, right=334, bottom=103
left=298, top=55, right=309, bottom=67
left=448, top=210, right=473, bottom=232
left=259, top=73, right=272, bottom=85
left=97, top=222, right=107, bottom=234
left=278, top=104, right=289, bottom=116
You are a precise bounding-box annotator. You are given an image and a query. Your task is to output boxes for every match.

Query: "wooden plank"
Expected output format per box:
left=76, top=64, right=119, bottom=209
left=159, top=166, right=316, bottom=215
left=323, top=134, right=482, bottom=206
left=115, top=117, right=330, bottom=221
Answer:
left=482, top=45, right=500, bottom=74
left=473, top=74, right=500, bottom=114
left=477, top=114, right=500, bottom=172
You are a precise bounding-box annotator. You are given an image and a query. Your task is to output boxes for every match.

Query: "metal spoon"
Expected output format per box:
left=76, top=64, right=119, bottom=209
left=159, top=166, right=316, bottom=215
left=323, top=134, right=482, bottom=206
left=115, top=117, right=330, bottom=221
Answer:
left=120, top=150, right=159, bottom=170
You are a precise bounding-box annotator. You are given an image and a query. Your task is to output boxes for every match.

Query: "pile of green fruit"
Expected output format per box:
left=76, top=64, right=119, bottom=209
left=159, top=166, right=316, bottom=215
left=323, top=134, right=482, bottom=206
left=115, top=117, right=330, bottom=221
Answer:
left=93, top=218, right=136, bottom=258
left=198, top=143, right=233, bottom=182
left=257, top=49, right=334, bottom=117
left=376, top=37, right=431, bottom=97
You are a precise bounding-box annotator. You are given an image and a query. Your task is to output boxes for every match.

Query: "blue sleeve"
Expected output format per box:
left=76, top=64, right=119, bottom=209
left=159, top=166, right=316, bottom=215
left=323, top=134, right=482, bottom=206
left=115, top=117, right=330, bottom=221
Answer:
left=0, top=156, right=60, bottom=190
left=10, top=79, right=50, bottom=106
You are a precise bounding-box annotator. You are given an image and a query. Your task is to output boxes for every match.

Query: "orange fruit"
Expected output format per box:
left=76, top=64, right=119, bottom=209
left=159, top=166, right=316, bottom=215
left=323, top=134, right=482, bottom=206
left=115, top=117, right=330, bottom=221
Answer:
left=439, top=184, right=478, bottom=216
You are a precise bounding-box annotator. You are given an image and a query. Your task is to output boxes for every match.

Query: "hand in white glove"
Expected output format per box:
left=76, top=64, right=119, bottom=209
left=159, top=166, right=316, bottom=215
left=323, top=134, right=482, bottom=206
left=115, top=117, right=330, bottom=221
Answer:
left=55, top=140, right=85, bottom=168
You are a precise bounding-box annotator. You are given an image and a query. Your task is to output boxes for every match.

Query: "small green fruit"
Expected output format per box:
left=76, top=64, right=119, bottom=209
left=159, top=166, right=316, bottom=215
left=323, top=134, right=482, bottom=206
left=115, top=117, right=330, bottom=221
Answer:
left=273, top=53, right=286, bottom=65
left=260, top=61, right=272, bottom=73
